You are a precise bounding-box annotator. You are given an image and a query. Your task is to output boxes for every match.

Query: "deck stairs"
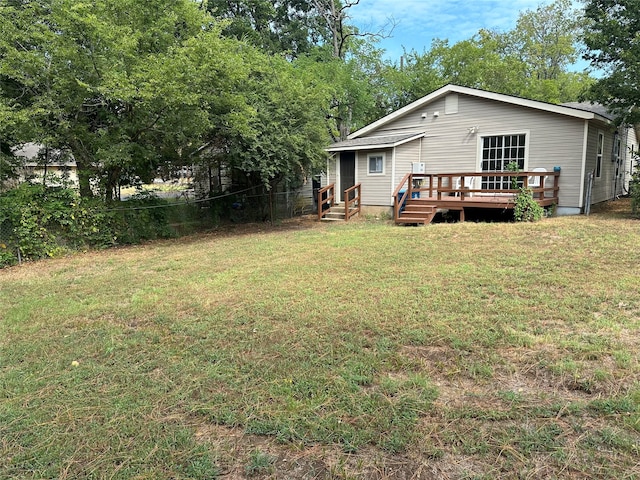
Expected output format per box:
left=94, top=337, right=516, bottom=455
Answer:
left=321, top=204, right=360, bottom=222
left=396, top=199, right=437, bottom=225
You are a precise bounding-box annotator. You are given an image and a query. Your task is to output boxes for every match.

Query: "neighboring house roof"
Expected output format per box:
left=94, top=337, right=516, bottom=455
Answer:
left=13, top=142, right=76, bottom=167
left=347, top=84, right=612, bottom=140
left=325, top=132, right=425, bottom=152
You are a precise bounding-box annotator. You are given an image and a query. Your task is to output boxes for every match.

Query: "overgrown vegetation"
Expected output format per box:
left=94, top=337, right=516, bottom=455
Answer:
left=630, top=153, right=640, bottom=216
left=1, top=200, right=638, bottom=478
left=0, top=184, right=174, bottom=266
left=514, top=187, right=546, bottom=222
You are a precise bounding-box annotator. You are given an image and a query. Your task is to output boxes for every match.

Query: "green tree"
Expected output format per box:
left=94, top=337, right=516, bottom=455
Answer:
left=206, top=0, right=317, bottom=57
left=221, top=51, right=330, bottom=190
left=0, top=0, right=250, bottom=199
left=311, top=0, right=396, bottom=138
left=391, top=31, right=529, bottom=105
left=506, top=0, right=592, bottom=103
left=583, top=0, right=640, bottom=124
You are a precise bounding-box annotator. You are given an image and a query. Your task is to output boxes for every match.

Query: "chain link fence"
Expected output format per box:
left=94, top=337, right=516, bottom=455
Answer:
left=159, top=188, right=317, bottom=234
left=0, top=187, right=318, bottom=267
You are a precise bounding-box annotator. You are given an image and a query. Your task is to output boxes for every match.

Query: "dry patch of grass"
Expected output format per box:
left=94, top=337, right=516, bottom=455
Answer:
left=1, top=200, right=639, bottom=478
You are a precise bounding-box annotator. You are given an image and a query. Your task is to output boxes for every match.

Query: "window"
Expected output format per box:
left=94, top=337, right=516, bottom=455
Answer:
left=480, top=134, right=526, bottom=189
left=596, top=131, right=604, bottom=178
left=368, top=153, right=384, bottom=175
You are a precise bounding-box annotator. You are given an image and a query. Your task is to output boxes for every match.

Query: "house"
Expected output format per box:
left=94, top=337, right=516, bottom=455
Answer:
left=13, top=143, right=78, bottom=187
left=322, top=84, right=638, bottom=223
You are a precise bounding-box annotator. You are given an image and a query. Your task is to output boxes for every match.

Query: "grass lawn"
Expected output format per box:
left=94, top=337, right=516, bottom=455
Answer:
left=1, top=199, right=639, bottom=479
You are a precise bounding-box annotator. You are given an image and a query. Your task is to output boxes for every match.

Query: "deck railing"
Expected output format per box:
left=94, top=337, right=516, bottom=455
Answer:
left=344, top=183, right=361, bottom=221
left=396, top=171, right=559, bottom=202
left=430, top=172, right=560, bottom=200
left=393, top=171, right=560, bottom=221
left=317, top=183, right=335, bottom=220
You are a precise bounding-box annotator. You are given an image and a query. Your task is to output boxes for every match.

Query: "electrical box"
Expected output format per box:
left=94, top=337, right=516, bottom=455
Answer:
left=412, top=162, right=425, bottom=174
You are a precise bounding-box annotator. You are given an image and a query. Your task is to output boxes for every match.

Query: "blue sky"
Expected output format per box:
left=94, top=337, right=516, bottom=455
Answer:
left=348, top=0, right=591, bottom=71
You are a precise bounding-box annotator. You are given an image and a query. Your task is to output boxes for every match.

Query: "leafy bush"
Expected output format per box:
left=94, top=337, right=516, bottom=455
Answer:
left=514, top=187, right=545, bottom=222
left=630, top=154, right=640, bottom=216
left=0, top=184, right=174, bottom=267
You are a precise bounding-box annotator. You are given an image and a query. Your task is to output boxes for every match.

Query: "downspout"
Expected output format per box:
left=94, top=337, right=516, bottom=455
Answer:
left=578, top=120, right=589, bottom=210
left=612, top=128, right=620, bottom=198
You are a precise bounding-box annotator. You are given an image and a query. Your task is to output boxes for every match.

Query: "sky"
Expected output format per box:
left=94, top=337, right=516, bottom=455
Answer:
left=348, top=0, right=590, bottom=71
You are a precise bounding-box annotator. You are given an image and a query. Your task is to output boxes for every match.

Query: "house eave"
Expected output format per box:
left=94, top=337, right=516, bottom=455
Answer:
left=325, top=132, right=425, bottom=152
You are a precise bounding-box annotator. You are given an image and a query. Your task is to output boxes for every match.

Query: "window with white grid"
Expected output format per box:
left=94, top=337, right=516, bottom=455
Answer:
left=480, top=134, right=526, bottom=189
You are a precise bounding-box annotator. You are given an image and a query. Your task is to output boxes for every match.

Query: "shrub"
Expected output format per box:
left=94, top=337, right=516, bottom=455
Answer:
left=0, top=184, right=174, bottom=267
left=514, top=187, right=545, bottom=222
left=630, top=154, right=640, bottom=216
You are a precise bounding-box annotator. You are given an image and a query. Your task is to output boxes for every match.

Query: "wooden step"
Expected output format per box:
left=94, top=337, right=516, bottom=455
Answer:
left=396, top=202, right=437, bottom=225
left=322, top=211, right=345, bottom=220
left=403, top=205, right=435, bottom=213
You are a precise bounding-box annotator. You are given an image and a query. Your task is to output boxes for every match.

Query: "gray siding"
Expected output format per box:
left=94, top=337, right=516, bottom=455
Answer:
left=585, top=123, right=617, bottom=204
left=357, top=148, right=393, bottom=205
left=394, top=140, right=422, bottom=187
left=357, top=94, right=589, bottom=209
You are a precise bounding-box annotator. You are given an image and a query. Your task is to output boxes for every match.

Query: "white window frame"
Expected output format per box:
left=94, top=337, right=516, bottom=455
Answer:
left=367, top=153, right=385, bottom=176
left=477, top=132, right=529, bottom=189
left=596, top=130, right=604, bottom=179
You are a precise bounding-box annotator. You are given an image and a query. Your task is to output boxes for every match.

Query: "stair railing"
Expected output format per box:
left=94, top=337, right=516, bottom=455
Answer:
left=392, top=173, right=411, bottom=222
left=317, top=183, right=335, bottom=220
left=344, top=183, right=361, bottom=221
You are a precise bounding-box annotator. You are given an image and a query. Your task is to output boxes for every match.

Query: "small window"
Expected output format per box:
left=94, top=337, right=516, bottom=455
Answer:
left=596, top=131, right=604, bottom=178
left=368, top=154, right=385, bottom=175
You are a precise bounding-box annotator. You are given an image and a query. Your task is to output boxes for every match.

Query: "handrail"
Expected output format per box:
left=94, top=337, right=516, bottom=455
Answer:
left=393, top=173, right=411, bottom=222
left=344, top=183, right=361, bottom=221
left=426, top=171, right=560, bottom=200
left=317, top=183, right=335, bottom=220
left=392, top=171, right=560, bottom=211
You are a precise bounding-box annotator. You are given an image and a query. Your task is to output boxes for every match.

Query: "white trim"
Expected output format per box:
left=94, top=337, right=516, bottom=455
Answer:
left=354, top=151, right=359, bottom=186
left=595, top=130, right=604, bottom=179
left=349, top=84, right=605, bottom=140
left=367, top=152, right=386, bottom=176
left=578, top=120, right=589, bottom=208
left=325, top=132, right=425, bottom=152
left=475, top=130, right=530, bottom=172
left=391, top=148, right=397, bottom=199
left=335, top=156, right=341, bottom=202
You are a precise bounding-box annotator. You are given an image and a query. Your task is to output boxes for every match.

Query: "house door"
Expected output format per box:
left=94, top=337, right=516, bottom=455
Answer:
left=340, top=151, right=356, bottom=203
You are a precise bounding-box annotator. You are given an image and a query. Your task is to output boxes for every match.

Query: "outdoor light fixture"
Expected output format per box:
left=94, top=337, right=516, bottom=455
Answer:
left=468, top=126, right=480, bottom=134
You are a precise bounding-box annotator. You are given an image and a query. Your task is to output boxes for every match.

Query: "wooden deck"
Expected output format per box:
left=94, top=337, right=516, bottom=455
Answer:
left=394, top=171, right=560, bottom=224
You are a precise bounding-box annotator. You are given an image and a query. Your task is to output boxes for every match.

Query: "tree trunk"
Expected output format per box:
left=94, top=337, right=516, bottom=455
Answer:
left=68, top=140, right=94, bottom=198
left=74, top=159, right=93, bottom=198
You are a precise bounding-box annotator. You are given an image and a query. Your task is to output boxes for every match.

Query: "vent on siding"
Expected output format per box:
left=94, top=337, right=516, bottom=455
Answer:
left=445, top=94, right=458, bottom=114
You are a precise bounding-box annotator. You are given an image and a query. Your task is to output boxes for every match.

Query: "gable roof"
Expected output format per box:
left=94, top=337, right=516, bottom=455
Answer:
left=348, top=84, right=612, bottom=139
left=325, top=132, right=425, bottom=152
